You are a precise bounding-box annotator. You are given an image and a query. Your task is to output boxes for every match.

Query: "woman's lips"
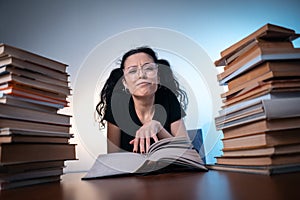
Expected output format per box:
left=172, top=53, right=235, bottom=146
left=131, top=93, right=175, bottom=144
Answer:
left=136, top=81, right=151, bottom=87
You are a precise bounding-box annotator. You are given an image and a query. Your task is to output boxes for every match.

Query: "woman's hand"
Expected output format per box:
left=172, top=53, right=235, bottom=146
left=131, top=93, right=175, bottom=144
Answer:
left=129, top=120, right=162, bottom=153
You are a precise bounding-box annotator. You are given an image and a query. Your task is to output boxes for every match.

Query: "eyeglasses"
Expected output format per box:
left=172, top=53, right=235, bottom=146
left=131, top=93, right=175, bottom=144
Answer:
left=124, top=63, right=158, bottom=79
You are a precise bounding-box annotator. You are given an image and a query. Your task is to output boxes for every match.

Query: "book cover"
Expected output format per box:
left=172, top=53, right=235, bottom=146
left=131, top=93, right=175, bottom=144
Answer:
left=0, top=87, right=68, bottom=107
left=217, top=47, right=300, bottom=85
left=0, top=73, right=70, bottom=95
left=0, top=127, right=73, bottom=144
left=0, top=117, right=71, bottom=133
left=227, top=60, right=300, bottom=90
left=222, top=143, right=300, bottom=157
left=0, top=103, right=71, bottom=126
left=216, top=97, right=300, bottom=130
left=207, top=163, right=300, bottom=175
left=221, top=117, right=300, bottom=138
left=0, top=65, right=69, bottom=87
left=0, top=43, right=67, bottom=73
left=0, top=94, right=61, bottom=112
left=0, top=175, right=61, bottom=190
left=221, top=79, right=300, bottom=106
left=0, top=56, right=69, bottom=81
left=0, top=143, right=76, bottom=164
left=215, top=153, right=300, bottom=166
left=216, top=23, right=299, bottom=66
left=222, top=129, right=300, bottom=149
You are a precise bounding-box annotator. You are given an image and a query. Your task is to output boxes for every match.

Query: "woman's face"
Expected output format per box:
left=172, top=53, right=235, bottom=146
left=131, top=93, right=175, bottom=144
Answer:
left=123, top=52, right=159, bottom=97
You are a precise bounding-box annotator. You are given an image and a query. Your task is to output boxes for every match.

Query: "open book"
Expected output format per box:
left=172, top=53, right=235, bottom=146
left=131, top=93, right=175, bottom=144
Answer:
left=82, top=137, right=207, bottom=179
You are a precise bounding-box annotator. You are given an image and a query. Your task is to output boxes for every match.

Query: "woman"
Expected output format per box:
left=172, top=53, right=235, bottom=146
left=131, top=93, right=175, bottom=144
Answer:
left=96, top=46, right=189, bottom=153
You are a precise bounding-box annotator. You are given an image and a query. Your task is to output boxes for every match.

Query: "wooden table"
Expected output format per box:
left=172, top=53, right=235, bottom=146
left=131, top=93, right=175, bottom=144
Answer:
left=0, top=170, right=299, bottom=200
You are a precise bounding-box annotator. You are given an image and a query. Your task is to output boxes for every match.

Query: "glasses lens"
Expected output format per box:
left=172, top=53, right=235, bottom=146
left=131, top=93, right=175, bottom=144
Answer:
left=125, top=63, right=157, bottom=79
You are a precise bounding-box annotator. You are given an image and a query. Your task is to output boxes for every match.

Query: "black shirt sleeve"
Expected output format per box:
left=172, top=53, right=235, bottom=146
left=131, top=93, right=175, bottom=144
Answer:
left=103, top=101, right=115, bottom=126
left=154, top=86, right=186, bottom=127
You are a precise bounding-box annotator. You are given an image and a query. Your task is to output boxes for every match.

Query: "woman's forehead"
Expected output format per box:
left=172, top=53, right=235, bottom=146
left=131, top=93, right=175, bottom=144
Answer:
left=124, top=53, right=154, bottom=67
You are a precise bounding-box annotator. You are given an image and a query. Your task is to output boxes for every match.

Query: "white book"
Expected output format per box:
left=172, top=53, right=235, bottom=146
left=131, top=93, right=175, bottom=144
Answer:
left=219, top=52, right=300, bottom=85
left=82, top=137, right=207, bottom=179
left=216, top=97, right=300, bottom=130
left=218, top=92, right=300, bottom=116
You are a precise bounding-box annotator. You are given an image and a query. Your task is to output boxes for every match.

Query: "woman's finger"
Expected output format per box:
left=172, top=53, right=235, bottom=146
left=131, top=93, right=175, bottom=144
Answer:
left=152, top=134, right=159, bottom=143
left=146, top=137, right=151, bottom=153
left=133, top=138, right=139, bottom=153
left=139, top=138, right=145, bottom=154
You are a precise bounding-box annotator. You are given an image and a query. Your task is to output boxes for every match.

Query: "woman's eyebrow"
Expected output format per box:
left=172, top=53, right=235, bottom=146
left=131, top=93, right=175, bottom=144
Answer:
left=126, top=62, right=152, bottom=69
left=126, top=65, right=138, bottom=69
left=141, top=62, right=151, bottom=66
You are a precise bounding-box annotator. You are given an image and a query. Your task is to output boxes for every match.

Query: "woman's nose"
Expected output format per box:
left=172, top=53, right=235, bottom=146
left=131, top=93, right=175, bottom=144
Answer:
left=138, top=68, right=146, bottom=78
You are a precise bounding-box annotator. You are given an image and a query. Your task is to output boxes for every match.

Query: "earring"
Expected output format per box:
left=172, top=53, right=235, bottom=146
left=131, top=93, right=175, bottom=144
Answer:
left=123, top=86, right=130, bottom=94
left=158, top=83, right=161, bottom=89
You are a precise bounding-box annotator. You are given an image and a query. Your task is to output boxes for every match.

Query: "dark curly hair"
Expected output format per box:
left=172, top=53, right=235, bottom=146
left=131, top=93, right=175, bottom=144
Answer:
left=95, top=46, right=188, bottom=128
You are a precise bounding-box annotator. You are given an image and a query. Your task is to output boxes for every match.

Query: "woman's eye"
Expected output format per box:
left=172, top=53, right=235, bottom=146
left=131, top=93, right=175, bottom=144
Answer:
left=144, top=66, right=154, bottom=71
left=128, top=69, right=137, bottom=74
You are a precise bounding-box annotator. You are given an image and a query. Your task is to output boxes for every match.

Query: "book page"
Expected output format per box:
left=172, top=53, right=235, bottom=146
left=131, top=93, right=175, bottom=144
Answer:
left=83, top=137, right=206, bottom=179
left=82, top=152, right=146, bottom=179
left=148, top=148, right=206, bottom=170
left=149, top=148, right=187, bottom=161
left=148, top=136, right=191, bottom=153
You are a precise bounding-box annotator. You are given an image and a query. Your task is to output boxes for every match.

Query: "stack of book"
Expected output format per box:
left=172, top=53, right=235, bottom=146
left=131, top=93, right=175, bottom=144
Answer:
left=210, top=23, right=300, bottom=175
left=0, top=43, right=76, bottom=189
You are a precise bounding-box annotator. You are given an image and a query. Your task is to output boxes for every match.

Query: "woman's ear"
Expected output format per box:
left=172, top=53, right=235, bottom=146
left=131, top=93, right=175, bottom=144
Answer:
left=122, top=78, right=130, bottom=94
left=122, top=78, right=127, bottom=88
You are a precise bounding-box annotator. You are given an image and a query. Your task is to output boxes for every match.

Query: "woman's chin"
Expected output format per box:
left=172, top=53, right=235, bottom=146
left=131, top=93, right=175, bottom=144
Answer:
left=133, top=89, right=156, bottom=97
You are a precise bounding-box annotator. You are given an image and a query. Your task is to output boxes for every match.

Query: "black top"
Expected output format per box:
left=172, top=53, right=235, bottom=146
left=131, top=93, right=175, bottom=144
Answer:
left=104, top=86, right=186, bottom=152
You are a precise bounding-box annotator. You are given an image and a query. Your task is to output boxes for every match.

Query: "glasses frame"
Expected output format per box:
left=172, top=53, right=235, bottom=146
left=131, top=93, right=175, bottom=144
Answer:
left=123, top=63, right=158, bottom=79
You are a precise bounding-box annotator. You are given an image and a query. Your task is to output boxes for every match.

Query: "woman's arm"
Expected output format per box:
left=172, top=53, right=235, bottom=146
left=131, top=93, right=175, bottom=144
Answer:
left=170, top=118, right=189, bottom=137
left=157, top=118, right=188, bottom=138
left=107, top=122, right=122, bottom=153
